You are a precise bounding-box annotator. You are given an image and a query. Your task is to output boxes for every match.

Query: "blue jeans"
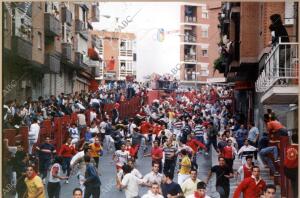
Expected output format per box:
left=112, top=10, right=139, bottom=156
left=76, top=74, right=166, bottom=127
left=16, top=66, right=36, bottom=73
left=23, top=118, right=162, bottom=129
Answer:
left=259, top=146, right=278, bottom=173
left=206, top=137, right=218, bottom=153
left=39, top=158, right=51, bottom=179
left=62, top=157, right=72, bottom=176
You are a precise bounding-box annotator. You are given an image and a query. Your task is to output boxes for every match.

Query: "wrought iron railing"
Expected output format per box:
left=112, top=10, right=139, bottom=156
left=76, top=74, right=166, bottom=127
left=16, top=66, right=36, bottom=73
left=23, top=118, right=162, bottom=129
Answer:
left=255, top=37, right=299, bottom=92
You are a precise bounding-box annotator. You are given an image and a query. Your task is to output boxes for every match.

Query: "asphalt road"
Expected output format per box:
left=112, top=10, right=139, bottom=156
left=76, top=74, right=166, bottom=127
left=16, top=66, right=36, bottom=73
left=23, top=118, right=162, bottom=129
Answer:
left=55, top=145, right=213, bottom=198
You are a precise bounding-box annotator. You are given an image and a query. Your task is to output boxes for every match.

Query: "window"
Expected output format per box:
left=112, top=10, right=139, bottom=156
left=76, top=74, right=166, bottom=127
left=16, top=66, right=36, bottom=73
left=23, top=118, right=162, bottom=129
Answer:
left=37, top=32, right=42, bottom=49
left=202, top=11, right=208, bottom=19
left=201, top=29, right=208, bottom=38
left=202, top=49, right=208, bottom=57
left=200, top=70, right=209, bottom=76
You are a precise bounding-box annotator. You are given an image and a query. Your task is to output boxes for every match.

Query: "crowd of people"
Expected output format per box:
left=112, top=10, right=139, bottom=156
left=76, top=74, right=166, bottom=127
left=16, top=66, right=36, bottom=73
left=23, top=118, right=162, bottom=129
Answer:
left=3, top=82, right=298, bottom=198
left=3, top=80, right=147, bottom=129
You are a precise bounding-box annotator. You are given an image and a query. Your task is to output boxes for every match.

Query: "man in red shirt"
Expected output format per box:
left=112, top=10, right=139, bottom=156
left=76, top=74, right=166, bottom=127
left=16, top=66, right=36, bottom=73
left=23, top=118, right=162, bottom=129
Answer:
left=59, top=137, right=77, bottom=184
left=237, top=155, right=254, bottom=181
left=233, top=166, right=266, bottom=198
left=284, top=133, right=298, bottom=198
left=186, top=135, right=206, bottom=171
left=221, top=139, right=237, bottom=171
left=144, top=140, right=163, bottom=173
left=140, top=119, right=153, bottom=142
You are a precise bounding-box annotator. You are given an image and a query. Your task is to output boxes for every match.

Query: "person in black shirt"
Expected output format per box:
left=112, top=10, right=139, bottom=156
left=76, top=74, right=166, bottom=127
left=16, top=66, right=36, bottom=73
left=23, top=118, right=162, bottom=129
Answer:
left=35, top=136, right=56, bottom=182
left=205, top=157, right=233, bottom=198
left=161, top=171, right=183, bottom=198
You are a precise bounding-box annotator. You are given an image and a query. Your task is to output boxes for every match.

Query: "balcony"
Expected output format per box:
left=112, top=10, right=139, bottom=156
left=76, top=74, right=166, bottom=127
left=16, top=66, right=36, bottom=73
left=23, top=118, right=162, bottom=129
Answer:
left=45, top=53, right=61, bottom=73
left=184, top=6, right=197, bottom=23
left=75, top=19, right=88, bottom=39
left=255, top=37, right=299, bottom=104
left=12, top=36, right=32, bottom=61
left=184, top=34, right=196, bottom=43
left=184, top=54, right=197, bottom=62
left=61, top=43, right=72, bottom=61
left=75, top=52, right=88, bottom=69
left=91, top=4, right=100, bottom=22
left=61, top=7, right=72, bottom=26
left=44, top=13, right=61, bottom=37
left=184, top=16, right=197, bottom=23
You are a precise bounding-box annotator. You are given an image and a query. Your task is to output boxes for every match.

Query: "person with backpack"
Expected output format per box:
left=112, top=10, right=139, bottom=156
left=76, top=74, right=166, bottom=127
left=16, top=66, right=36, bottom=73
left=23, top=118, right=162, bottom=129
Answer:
left=83, top=155, right=101, bottom=198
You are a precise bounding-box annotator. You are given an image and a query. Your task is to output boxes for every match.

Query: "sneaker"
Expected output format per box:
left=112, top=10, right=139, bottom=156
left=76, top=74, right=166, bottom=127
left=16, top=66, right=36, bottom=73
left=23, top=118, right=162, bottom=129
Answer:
left=204, top=152, right=209, bottom=156
left=65, top=180, right=69, bottom=184
left=275, top=159, right=280, bottom=163
left=274, top=172, right=280, bottom=176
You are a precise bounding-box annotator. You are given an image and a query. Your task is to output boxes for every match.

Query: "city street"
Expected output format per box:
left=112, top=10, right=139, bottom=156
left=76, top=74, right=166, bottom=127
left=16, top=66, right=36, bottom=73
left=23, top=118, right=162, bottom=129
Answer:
left=55, top=146, right=213, bottom=198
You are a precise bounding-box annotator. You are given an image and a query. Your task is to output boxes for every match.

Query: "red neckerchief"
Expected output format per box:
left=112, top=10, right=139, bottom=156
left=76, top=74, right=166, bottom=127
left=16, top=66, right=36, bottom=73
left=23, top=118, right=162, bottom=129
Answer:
left=95, top=143, right=101, bottom=147
left=27, top=172, right=37, bottom=180
left=194, top=191, right=205, bottom=198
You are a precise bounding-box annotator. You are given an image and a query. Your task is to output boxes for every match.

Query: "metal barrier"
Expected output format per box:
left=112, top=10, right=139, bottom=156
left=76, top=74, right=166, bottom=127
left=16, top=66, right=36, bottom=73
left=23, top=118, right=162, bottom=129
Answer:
left=3, top=96, right=145, bottom=151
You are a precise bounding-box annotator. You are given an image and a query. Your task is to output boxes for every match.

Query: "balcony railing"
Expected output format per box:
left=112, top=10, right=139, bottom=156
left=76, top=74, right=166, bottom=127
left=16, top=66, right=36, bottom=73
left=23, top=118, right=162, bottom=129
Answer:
left=184, top=54, right=197, bottom=62
left=184, top=16, right=197, bottom=23
left=44, top=13, right=61, bottom=37
left=61, top=43, right=72, bottom=61
left=45, top=53, right=61, bottom=73
left=255, top=37, right=299, bottom=93
left=12, top=36, right=32, bottom=60
left=75, top=52, right=88, bottom=69
left=184, top=34, right=196, bottom=43
left=61, top=7, right=72, bottom=26
left=75, top=19, right=88, bottom=40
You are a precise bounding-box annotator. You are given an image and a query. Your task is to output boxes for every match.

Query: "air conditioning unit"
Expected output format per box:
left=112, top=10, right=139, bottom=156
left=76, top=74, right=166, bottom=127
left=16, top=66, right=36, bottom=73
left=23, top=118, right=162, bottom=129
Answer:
left=284, top=18, right=294, bottom=25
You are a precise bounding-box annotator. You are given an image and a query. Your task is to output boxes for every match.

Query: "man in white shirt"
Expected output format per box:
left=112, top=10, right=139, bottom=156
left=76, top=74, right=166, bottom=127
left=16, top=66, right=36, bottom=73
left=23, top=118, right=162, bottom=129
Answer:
left=119, top=164, right=143, bottom=198
left=186, top=181, right=211, bottom=198
left=181, top=169, right=201, bottom=197
left=238, top=139, right=258, bottom=164
left=142, top=182, right=164, bottom=198
left=28, top=118, right=40, bottom=154
left=143, top=161, right=164, bottom=187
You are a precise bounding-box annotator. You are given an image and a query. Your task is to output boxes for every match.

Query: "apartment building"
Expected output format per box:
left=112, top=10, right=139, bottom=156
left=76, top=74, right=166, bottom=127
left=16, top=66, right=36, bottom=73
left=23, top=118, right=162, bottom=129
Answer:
left=3, top=2, right=100, bottom=101
left=179, top=2, right=224, bottom=88
left=89, top=30, right=137, bottom=81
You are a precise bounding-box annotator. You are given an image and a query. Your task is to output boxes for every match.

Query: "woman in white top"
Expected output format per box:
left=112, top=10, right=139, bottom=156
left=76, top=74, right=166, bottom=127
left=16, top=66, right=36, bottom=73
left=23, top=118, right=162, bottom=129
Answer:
left=47, top=156, right=68, bottom=198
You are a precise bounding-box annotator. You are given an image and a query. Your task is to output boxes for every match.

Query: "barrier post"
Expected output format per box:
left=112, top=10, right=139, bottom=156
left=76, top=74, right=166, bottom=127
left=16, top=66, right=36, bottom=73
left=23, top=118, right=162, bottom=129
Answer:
left=280, top=136, right=289, bottom=197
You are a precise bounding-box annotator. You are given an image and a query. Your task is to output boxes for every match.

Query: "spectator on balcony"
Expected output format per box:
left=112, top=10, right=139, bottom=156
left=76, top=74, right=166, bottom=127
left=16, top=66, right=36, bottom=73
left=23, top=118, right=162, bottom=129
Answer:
left=269, top=14, right=289, bottom=46
left=269, top=14, right=290, bottom=80
left=284, top=133, right=298, bottom=198
left=28, top=118, right=40, bottom=155
left=258, top=133, right=280, bottom=176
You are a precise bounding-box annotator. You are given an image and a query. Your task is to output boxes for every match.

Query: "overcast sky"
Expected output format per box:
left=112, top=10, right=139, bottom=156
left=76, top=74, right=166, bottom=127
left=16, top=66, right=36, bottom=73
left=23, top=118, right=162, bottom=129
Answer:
left=92, top=2, right=181, bottom=81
